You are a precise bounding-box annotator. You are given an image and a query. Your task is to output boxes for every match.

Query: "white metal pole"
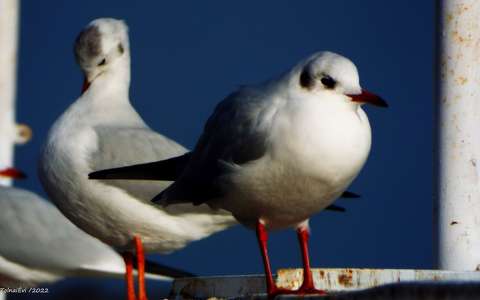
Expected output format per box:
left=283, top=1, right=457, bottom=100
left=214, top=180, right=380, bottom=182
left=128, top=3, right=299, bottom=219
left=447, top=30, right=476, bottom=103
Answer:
left=436, top=0, right=480, bottom=270
left=0, top=2, right=28, bottom=297
left=0, top=0, right=20, bottom=187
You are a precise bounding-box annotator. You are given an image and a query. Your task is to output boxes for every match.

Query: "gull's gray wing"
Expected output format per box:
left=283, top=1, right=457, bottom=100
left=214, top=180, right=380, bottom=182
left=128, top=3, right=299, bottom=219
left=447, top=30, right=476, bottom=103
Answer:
left=0, top=186, right=124, bottom=276
left=158, top=86, right=271, bottom=205
left=89, top=127, right=232, bottom=216
left=89, top=126, right=187, bottom=202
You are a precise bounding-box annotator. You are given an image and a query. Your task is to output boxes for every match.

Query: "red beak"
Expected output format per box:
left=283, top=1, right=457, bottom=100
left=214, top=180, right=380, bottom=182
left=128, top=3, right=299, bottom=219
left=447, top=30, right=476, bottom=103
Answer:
left=81, top=76, right=91, bottom=95
left=0, top=168, right=27, bottom=179
left=346, top=89, right=388, bottom=108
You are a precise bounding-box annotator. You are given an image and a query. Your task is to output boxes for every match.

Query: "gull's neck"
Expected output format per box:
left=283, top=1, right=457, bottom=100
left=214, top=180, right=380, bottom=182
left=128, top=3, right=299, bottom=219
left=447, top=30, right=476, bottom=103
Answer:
left=84, top=56, right=131, bottom=103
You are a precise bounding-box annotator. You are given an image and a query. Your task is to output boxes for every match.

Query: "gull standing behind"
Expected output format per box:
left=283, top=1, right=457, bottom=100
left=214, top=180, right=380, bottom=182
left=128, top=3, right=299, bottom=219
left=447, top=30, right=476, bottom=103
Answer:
left=90, top=51, right=388, bottom=298
left=38, top=18, right=236, bottom=300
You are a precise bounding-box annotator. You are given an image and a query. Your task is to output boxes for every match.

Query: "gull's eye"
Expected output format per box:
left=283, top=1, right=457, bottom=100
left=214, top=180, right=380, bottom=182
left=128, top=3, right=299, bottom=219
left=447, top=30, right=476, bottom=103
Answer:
left=321, top=75, right=336, bottom=89
left=118, top=43, right=124, bottom=54
left=97, top=58, right=106, bottom=66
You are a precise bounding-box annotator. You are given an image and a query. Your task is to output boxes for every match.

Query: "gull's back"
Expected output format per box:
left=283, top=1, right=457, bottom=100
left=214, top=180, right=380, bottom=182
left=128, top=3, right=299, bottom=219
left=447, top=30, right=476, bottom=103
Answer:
left=0, top=186, right=125, bottom=287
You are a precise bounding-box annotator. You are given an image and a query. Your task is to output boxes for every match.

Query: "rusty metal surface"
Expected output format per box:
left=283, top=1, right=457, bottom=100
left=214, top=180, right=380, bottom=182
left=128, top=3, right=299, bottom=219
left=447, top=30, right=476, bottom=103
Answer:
left=170, top=268, right=480, bottom=299
left=436, top=0, right=480, bottom=271
left=171, top=274, right=266, bottom=299
left=276, top=268, right=480, bottom=291
left=276, top=282, right=480, bottom=300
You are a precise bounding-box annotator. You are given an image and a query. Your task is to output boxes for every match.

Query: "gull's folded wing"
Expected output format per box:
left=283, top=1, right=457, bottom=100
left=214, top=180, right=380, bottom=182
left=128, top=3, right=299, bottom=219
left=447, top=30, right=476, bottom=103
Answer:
left=89, top=153, right=191, bottom=181
left=87, top=127, right=187, bottom=202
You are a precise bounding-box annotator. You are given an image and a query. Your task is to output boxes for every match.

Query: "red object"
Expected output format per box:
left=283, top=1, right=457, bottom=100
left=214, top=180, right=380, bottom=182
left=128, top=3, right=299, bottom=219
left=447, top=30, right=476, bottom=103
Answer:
left=0, top=168, right=26, bottom=179
left=296, top=226, right=326, bottom=294
left=346, top=89, right=388, bottom=107
left=134, top=236, right=147, bottom=300
left=81, top=77, right=90, bottom=94
left=123, top=252, right=137, bottom=300
left=255, top=220, right=326, bottom=298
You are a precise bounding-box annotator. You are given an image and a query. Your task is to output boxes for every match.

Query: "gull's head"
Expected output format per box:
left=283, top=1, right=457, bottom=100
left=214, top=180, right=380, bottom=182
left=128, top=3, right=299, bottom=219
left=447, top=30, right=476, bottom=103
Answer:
left=293, top=51, right=387, bottom=108
left=74, top=18, right=130, bottom=93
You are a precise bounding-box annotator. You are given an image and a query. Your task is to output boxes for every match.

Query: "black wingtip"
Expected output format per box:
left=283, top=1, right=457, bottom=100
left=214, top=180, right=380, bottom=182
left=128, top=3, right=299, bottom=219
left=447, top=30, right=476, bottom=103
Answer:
left=325, top=204, right=346, bottom=212
left=88, top=170, right=106, bottom=179
left=88, top=165, right=148, bottom=180
left=138, top=259, right=196, bottom=279
left=341, top=191, right=361, bottom=198
left=88, top=154, right=192, bottom=181
left=151, top=192, right=165, bottom=204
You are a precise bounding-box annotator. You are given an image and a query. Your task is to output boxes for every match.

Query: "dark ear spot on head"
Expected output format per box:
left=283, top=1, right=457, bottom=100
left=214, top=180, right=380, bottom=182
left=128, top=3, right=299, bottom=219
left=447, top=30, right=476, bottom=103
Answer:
left=74, top=26, right=102, bottom=63
left=299, top=69, right=315, bottom=90
left=118, top=43, right=124, bottom=54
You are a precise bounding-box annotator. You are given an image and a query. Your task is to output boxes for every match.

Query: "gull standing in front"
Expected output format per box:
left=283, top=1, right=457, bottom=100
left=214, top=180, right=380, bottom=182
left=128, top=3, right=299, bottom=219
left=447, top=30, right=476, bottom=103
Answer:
left=92, top=51, right=387, bottom=297
left=38, top=18, right=236, bottom=300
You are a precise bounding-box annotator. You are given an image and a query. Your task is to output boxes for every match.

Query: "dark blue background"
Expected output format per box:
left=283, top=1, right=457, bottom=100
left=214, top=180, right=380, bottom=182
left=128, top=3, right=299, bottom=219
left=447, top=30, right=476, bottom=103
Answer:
left=11, top=1, right=433, bottom=298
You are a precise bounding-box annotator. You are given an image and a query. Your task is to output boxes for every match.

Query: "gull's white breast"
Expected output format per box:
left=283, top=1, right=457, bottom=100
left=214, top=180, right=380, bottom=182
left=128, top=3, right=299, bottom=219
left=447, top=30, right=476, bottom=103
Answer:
left=222, top=96, right=371, bottom=230
left=39, top=96, right=234, bottom=252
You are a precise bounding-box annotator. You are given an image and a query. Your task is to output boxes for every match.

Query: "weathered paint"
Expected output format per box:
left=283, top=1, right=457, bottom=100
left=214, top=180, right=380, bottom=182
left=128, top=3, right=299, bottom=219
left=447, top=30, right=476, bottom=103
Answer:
left=170, top=268, right=480, bottom=299
left=435, top=0, right=480, bottom=270
left=0, top=0, right=20, bottom=186
left=276, top=268, right=480, bottom=291
left=172, top=274, right=267, bottom=299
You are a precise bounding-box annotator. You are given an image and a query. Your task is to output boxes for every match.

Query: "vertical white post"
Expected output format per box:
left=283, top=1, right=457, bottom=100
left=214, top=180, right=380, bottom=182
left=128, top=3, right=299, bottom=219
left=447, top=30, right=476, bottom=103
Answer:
left=436, top=0, right=480, bottom=270
left=0, top=0, right=20, bottom=187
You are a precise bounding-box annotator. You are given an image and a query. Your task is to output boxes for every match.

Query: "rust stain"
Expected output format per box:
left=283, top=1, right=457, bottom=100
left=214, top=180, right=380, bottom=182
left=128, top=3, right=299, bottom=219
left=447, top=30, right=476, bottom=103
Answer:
left=452, top=30, right=465, bottom=43
left=277, top=268, right=301, bottom=290
left=455, top=3, right=469, bottom=15
left=455, top=76, right=468, bottom=85
left=446, top=13, right=453, bottom=23
left=450, top=27, right=472, bottom=45
left=319, top=270, right=325, bottom=278
left=338, top=271, right=353, bottom=287
left=451, top=221, right=459, bottom=225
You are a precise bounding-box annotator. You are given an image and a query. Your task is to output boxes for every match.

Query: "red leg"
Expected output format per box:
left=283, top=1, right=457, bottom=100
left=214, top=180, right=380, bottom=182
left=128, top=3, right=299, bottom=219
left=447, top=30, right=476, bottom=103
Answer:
left=134, top=236, right=148, bottom=300
left=122, top=252, right=137, bottom=300
left=296, top=226, right=326, bottom=295
left=256, top=220, right=276, bottom=293
left=256, top=220, right=292, bottom=298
